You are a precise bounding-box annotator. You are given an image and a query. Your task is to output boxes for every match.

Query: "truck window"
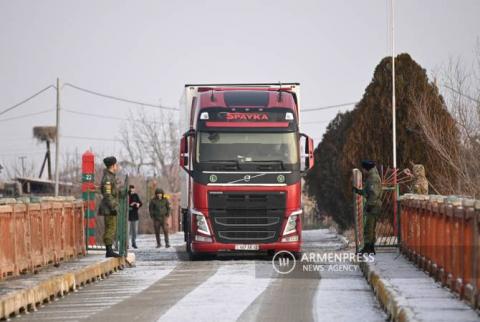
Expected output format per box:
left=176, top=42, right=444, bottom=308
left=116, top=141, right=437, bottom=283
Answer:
left=196, top=132, right=299, bottom=165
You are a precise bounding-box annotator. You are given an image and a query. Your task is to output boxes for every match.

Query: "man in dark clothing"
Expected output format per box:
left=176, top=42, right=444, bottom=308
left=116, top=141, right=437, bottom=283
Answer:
left=149, top=188, right=170, bottom=248
left=353, top=160, right=383, bottom=255
left=128, top=185, right=142, bottom=249
left=98, top=156, right=121, bottom=258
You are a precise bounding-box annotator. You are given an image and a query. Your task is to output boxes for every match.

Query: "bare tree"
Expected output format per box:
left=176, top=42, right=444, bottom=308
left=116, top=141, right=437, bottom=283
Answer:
left=120, top=110, right=180, bottom=192
left=415, top=45, right=480, bottom=197
left=3, top=157, right=36, bottom=179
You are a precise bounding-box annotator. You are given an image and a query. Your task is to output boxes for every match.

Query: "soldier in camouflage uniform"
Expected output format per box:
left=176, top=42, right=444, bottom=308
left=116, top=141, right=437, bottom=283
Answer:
left=353, top=160, right=383, bottom=255
left=149, top=188, right=171, bottom=248
left=412, top=164, right=429, bottom=195
left=98, top=156, right=121, bottom=258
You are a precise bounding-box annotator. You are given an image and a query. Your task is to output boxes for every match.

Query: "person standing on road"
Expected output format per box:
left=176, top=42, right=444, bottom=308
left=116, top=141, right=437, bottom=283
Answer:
left=149, top=188, right=171, bottom=248
left=353, top=160, right=383, bottom=255
left=98, top=156, right=121, bottom=258
left=128, top=185, right=142, bottom=249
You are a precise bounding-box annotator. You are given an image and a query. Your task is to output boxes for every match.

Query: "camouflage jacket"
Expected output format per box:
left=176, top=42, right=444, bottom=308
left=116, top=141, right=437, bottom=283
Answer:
left=364, top=167, right=383, bottom=208
left=149, top=197, right=170, bottom=220
left=412, top=164, right=428, bottom=195
left=98, top=169, right=119, bottom=216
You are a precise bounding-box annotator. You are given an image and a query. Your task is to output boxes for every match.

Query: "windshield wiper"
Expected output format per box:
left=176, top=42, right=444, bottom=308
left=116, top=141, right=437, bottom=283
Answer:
left=245, top=160, right=285, bottom=170
left=203, top=160, right=240, bottom=169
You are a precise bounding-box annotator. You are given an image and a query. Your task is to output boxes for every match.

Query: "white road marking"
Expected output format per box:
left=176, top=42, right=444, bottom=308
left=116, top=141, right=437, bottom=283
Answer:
left=157, top=262, right=272, bottom=322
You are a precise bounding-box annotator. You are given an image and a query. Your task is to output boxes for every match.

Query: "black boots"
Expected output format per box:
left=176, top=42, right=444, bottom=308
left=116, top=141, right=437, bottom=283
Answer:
left=106, top=245, right=121, bottom=258
left=358, top=243, right=376, bottom=255
left=131, top=242, right=138, bottom=249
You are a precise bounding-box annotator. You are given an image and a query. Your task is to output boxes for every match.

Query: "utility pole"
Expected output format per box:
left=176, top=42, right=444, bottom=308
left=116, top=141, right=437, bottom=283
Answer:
left=54, top=78, right=61, bottom=196
left=391, top=0, right=399, bottom=241
left=19, top=156, right=26, bottom=177
left=391, top=0, right=397, bottom=171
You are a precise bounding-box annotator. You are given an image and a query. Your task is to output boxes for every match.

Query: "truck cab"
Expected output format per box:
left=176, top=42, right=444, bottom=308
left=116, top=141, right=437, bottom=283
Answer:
left=180, top=83, right=314, bottom=259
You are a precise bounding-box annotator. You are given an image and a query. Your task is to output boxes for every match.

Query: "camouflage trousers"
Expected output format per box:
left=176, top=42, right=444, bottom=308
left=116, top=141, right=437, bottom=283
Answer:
left=153, top=219, right=169, bottom=245
left=364, top=206, right=381, bottom=245
left=103, top=215, right=117, bottom=246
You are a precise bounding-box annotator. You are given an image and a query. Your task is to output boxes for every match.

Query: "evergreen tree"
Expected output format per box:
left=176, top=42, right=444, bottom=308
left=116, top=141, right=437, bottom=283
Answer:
left=306, top=53, right=458, bottom=229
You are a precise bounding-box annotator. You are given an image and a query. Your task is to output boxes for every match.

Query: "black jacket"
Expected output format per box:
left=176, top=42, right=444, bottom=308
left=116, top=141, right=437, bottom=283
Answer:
left=128, top=192, right=143, bottom=221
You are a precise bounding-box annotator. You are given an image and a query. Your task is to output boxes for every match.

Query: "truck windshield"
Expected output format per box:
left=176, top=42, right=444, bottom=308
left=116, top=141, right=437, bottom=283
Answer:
left=196, top=132, right=298, bottom=165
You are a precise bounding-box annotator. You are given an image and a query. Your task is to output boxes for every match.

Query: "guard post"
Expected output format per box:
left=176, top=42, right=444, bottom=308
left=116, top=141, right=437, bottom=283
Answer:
left=82, top=151, right=97, bottom=250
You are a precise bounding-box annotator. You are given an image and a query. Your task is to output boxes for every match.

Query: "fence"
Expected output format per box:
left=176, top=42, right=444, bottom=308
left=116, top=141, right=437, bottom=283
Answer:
left=0, top=199, right=85, bottom=280
left=352, top=168, right=400, bottom=252
left=400, top=194, right=480, bottom=309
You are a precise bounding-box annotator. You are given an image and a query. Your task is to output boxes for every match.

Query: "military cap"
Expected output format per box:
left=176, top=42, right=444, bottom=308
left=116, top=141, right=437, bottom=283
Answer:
left=103, top=156, right=117, bottom=167
left=155, top=188, right=164, bottom=194
left=361, top=160, right=376, bottom=170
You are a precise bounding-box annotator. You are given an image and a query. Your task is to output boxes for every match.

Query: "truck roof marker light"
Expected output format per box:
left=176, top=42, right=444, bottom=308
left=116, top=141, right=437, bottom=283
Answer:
left=200, top=112, right=209, bottom=120
left=285, top=112, right=294, bottom=120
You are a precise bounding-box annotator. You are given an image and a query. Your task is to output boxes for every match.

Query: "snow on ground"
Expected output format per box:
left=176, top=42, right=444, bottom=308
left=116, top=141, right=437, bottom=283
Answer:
left=369, top=253, right=480, bottom=322
left=302, top=228, right=347, bottom=251
left=157, top=262, right=272, bottom=322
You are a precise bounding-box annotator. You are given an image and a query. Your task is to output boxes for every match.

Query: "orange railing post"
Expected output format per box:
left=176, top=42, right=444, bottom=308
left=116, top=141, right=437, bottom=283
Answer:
left=399, top=195, right=479, bottom=310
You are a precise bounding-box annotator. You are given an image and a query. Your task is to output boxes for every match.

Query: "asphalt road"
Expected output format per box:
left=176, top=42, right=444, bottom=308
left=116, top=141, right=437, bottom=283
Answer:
left=14, top=230, right=386, bottom=322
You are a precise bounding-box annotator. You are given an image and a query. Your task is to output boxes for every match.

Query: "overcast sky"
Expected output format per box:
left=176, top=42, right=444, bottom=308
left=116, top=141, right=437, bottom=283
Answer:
left=0, top=0, right=479, bottom=179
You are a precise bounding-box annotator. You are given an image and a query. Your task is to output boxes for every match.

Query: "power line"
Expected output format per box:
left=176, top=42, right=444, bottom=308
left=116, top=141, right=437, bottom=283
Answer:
left=442, top=84, right=480, bottom=104
left=0, top=151, right=46, bottom=157
left=63, top=108, right=166, bottom=125
left=63, top=83, right=178, bottom=110
left=303, top=101, right=358, bottom=112
left=0, top=85, right=55, bottom=116
left=62, top=135, right=122, bottom=142
left=0, top=108, right=55, bottom=122
left=301, top=120, right=331, bottom=125
left=63, top=108, right=129, bottom=122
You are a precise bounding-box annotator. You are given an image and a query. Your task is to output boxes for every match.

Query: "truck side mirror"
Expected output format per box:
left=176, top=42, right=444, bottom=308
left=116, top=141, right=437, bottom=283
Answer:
left=306, top=137, right=314, bottom=170
left=180, top=130, right=195, bottom=172
left=300, top=133, right=315, bottom=174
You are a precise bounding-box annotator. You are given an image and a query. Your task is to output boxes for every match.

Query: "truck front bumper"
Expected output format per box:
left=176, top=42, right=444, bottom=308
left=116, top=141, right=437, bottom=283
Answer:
left=191, top=241, right=301, bottom=253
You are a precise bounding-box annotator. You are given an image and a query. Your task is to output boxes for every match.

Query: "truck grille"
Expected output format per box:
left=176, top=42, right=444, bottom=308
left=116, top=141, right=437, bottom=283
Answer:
left=208, top=192, right=286, bottom=243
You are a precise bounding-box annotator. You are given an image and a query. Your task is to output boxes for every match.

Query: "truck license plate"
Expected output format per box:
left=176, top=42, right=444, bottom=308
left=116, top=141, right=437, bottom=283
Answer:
left=235, top=244, right=260, bottom=251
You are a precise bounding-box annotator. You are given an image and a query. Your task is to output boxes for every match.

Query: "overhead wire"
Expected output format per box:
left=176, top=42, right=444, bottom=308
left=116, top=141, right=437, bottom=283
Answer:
left=442, top=84, right=480, bottom=104
left=0, top=109, right=55, bottom=122
left=0, top=85, right=55, bottom=116
left=303, top=101, right=358, bottom=112
left=62, top=108, right=129, bottom=122
left=62, top=107, right=168, bottom=125
left=62, top=135, right=122, bottom=142
left=63, top=83, right=179, bottom=110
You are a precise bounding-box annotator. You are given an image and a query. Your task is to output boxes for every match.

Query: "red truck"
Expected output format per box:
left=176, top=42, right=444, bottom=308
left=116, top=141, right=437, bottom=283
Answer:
left=179, top=83, right=314, bottom=260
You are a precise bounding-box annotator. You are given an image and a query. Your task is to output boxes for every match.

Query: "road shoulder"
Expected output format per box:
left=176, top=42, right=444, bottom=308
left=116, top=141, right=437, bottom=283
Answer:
left=0, top=252, right=130, bottom=320
left=360, top=252, right=480, bottom=322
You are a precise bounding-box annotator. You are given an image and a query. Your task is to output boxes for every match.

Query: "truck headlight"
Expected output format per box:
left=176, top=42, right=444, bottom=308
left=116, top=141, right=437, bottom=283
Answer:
left=283, top=210, right=302, bottom=236
left=191, top=209, right=211, bottom=236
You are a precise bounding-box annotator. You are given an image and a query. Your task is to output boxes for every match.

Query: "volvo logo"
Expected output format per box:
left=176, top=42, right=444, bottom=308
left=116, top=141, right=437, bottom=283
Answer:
left=244, top=175, right=251, bottom=182
left=209, top=174, right=218, bottom=183
left=277, top=175, right=285, bottom=183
